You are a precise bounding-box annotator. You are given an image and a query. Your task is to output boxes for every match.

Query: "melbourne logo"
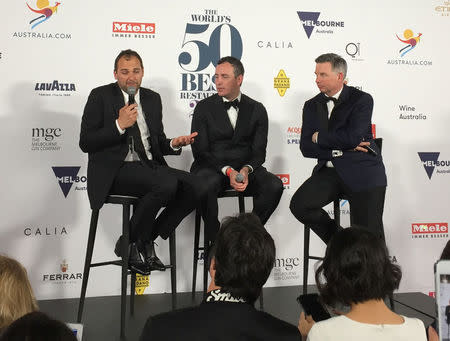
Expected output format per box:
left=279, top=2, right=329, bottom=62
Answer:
left=52, top=166, right=87, bottom=198
left=112, top=22, right=155, bottom=39
left=297, top=11, right=344, bottom=39
left=276, top=174, right=290, bottom=189
left=411, top=223, right=448, bottom=239
left=274, top=70, right=290, bottom=97
left=31, top=127, right=62, bottom=151
left=34, top=80, right=76, bottom=96
left=418, top=152, right=450, bottom=179
left=179, top=8, right=243, bottom=106
left=387, top=29, right=431, bottom=67
left=286, top=126, right=301, bottom=145
left=13, top=1, right=70, bottom=39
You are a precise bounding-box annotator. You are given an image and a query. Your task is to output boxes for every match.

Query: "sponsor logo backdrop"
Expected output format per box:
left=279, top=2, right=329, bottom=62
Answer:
left=0, top=0, right=449, bottom=299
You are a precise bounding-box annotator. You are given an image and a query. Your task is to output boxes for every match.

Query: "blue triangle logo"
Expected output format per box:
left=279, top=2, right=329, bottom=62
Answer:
left=417, top=152, right=439, bottom=180
left=297, top=11, right=320, bottom=39
left=52, top=166, right=80, bottom=198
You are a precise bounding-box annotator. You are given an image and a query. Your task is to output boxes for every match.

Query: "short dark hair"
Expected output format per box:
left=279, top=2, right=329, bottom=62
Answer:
left=440, top=240, right=450, bottom=260
left=217, top=56, right=244, bottom=77
left=316, top=227, right=401, bottom=307
left=212, top=213, right=275, bottom=304
left=114, top=49, right=144, bottom=72
left=0, top=311, right=77, bottom=341
left=315, top=53, right=347, bottom=79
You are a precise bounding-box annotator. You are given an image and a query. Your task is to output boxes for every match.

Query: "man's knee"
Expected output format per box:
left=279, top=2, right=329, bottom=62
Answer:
left=154, top=176, right=178, bottom=202
left=289, top=190, right=308, bottom=221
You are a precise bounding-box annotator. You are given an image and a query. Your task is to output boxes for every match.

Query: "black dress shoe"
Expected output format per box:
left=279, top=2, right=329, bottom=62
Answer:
left=137, top=240, right=166, bottom=272
left=114, top=236, right=151, bottom=275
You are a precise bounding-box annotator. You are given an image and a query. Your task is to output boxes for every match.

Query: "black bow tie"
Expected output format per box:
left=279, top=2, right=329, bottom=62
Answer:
left=223, top=99, right=240, bottom=110
left=323, top=95, right=338, bottom=104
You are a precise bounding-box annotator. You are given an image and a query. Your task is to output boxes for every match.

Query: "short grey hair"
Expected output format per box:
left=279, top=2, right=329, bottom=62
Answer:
left=315, top=53, right=347, bottom=79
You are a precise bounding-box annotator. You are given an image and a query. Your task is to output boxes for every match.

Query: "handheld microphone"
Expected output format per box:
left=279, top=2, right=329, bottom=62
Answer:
left=235, top=173, right=245, bottom=183
left=127, top=86, right=136, bottom=105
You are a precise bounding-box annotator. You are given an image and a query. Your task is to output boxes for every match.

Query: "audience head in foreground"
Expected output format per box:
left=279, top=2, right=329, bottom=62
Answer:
left=0, top=255, right=38, bottom=333
left=0, top=311, right=77, bottom=341
left=140, top=213, right=300, bottom=341
left=299, top=227, right=427, bottom=341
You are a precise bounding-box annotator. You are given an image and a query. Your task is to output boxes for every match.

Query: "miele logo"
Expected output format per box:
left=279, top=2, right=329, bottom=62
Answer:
left=411, top=223, right=448, bottom=234
left=112, top=22, right=155, bottom=34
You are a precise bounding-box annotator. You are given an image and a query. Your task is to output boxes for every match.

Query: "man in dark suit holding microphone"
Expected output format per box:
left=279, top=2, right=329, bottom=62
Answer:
left=290, top=53, right=387, bottom=243
left=190, top=56, right=283, bottom=242
left=80, top=49, right=204, bottom=274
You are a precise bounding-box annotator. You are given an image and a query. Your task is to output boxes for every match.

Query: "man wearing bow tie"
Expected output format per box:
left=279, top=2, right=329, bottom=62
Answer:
left=290, top=53, right=387, bottom=243
left=191, top=56, right=283, bottom=242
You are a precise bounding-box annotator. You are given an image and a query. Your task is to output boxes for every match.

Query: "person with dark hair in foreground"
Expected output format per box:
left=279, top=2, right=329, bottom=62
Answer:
left=80, top=49, right=205, bottom=274
left=140, top=213, right=300, bottom=341
left=299, top=227, right=426, bottom=341
left=0, top=312, right=77, bottom=341
left=190, top=56, right=283, bottom=243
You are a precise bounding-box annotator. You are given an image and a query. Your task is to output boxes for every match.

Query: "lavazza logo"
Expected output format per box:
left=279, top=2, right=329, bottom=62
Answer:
left=35, top=80, right=76, bottom=97
left=396, top=104, right=427, bottom=120
left=297, top=11, right=344, bottom=39
left=411, top=223, right=448, bottom=239
left=286, top=126, right=301, bottom=145
left=31, top=127, right=62, bottom=151
left=273, top=256, right=300, bottom=281
left=13, top=1, right=71, bottom=40
left=179, top=8, right=243, bottom=108
left=112, top=21, right=155, bottom=39
left=418, top=152, right=450, bottom=179
left=42, top=259, right=82, bottom=284
left=52, top=166, right=87, bottom=198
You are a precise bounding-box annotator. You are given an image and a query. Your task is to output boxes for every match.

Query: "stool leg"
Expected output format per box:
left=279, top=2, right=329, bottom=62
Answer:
left=259, top=290, right=264, bottom=311
left=192, top=209, right=201, bottom=301
left=130, top=272, right=136, bottom=316
left=303, top=225, right=311, bottom=295
left=77, top=209, right=99, bottom=323
left=203, top=239, right=209, bottom=298
left=334, top=199, right=341, bottom=227
left=120, top=204, right=131, bottom=340
left=170, top=232, right=177, bottom=310
left=238, top=194, right=245, bottom=213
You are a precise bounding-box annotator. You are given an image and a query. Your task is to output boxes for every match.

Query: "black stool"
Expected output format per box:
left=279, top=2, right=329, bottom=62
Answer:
left=192, top=190, right=264, bottom=310
left=77, top=195, right=177, bottom=340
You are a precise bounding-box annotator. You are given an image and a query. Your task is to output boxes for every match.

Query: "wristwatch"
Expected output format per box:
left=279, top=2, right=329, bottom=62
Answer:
left=332, top=150, right=343, bottom=158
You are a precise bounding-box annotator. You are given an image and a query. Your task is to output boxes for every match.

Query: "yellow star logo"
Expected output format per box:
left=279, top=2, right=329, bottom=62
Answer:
left=135, top=273, right=150, bottom=295
left=274, top=70, right=290, bottom=97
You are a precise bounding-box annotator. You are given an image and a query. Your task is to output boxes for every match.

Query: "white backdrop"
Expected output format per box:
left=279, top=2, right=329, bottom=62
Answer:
left=1, top=0, right=449, bottom=300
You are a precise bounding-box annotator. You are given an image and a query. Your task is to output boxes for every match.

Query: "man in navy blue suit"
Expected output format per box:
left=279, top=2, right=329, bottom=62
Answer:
left=290, top=53, right=387, bottom=243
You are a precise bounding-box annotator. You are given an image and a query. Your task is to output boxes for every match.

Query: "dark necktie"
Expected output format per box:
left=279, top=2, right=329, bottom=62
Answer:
left=223, top=99, right=240, bottom=110
left=127, top=123, right=149, bottom=162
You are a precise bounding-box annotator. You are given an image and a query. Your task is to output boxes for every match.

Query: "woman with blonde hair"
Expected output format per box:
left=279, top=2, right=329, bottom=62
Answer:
left=0, top=255, right=38, bottom=333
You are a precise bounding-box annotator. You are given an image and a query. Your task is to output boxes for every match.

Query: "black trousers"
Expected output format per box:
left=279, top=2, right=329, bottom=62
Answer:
left=111, top=161, right=206, bottom=242
left=192, top=166, right=284, bottom=242
left=289, top=167, right=386, bottom=243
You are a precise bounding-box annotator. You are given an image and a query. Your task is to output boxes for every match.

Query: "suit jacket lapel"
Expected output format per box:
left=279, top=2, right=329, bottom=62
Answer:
left=233, top=95, right=251, bottom=142
left=112, top=83, right=125, bottom=119
left=316, top=100, right=328, bottom=131
left=329, top=84, right=348, bottom=128
left=213, top=95, right=235, bottom=134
